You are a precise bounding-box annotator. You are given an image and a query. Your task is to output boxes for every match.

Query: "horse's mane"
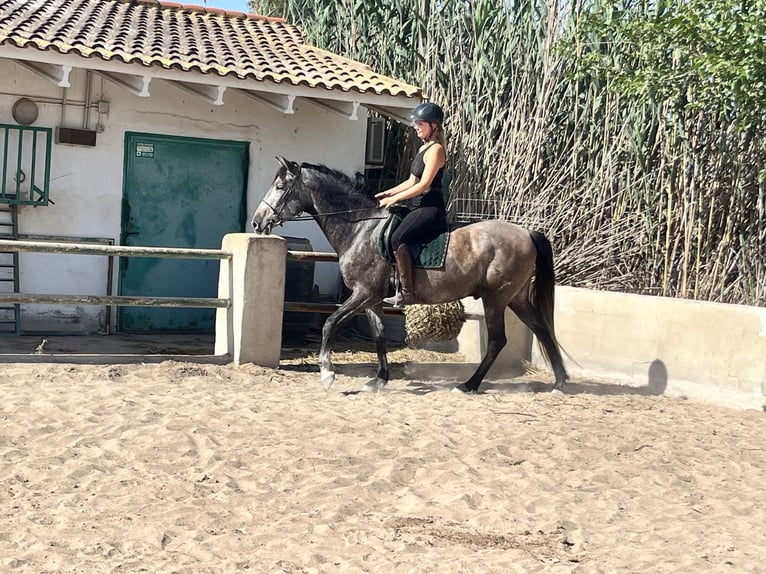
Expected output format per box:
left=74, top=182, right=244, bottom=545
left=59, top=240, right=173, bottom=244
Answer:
left=300, top=162, right=377, bottom=210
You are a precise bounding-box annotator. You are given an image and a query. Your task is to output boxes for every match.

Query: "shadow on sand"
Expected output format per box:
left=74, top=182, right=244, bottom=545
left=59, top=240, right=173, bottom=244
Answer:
left=280, top=358, right=669, bottom=400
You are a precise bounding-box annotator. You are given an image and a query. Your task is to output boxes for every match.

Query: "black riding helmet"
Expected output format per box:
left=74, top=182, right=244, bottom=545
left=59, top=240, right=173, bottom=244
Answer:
left=410, top=102, right=444, bottom=124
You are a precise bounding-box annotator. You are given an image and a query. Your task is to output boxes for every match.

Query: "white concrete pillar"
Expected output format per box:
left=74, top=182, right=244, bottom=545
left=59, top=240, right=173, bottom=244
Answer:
left=215, top=233, right=287, bottom=366
left=456, top=297, right=487, bottom=363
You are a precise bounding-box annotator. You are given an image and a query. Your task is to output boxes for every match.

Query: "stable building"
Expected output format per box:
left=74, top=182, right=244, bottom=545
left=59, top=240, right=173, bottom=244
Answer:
left=0, top=0, right=419, bottom=335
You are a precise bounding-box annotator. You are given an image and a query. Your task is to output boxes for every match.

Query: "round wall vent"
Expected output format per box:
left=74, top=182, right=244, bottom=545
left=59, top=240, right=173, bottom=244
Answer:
left=12, top=98, right=39, bottom=125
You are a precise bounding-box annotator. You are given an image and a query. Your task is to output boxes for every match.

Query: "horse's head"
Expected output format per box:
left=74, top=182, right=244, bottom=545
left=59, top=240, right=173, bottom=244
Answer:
left=251, top=156, right=306, bottom=235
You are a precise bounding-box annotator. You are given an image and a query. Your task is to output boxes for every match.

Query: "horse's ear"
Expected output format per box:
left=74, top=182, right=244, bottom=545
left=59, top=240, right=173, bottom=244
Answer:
left=275, top=155, right=299, bottom=176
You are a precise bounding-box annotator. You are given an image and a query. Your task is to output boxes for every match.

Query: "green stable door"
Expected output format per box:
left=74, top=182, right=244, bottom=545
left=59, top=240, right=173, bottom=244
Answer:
left=119, top=133, right=248, bottom=332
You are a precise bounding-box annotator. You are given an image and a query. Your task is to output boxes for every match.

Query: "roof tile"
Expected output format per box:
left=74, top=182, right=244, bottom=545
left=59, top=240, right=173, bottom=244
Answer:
left=0, top=0, right=420, bottom=98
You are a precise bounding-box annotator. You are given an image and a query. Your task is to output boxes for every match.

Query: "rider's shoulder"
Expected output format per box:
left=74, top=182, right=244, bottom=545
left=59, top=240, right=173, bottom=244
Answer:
left=421, top=141, right=445, bottom=153
left=423, top=142, right=446, bottom=162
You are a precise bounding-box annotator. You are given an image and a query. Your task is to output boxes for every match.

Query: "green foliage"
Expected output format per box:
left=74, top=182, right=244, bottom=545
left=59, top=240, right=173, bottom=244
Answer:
left=574, top=0, right=766, bottom=127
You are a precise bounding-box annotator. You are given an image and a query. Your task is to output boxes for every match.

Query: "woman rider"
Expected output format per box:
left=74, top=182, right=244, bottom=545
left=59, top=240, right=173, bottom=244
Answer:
left=375, top=102, right=448, bottom=306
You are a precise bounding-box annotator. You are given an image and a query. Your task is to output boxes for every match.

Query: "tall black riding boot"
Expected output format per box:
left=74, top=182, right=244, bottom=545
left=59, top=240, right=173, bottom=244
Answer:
left=394, top=244, right=415, bottom=305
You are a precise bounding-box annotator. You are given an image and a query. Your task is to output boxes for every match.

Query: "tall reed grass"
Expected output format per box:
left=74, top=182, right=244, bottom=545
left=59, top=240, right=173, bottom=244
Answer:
left=251, top=0, right=765, bottom=306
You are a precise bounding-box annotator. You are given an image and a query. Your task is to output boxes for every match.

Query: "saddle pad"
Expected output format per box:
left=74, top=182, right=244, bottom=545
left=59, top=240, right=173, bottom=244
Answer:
left=377, top=229, right=450, bottom=269
left=412, top=231, right=449, bottom=269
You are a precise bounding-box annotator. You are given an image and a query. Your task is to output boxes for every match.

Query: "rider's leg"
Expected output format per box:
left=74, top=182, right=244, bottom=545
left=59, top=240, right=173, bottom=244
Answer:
left=394, top=244, right=415, bottom=304
left=384, top=207, right=444, bottom=306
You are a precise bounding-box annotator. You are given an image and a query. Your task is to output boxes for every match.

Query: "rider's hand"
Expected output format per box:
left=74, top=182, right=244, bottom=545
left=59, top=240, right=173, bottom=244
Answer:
left=379, top=195, right=400, bottom=208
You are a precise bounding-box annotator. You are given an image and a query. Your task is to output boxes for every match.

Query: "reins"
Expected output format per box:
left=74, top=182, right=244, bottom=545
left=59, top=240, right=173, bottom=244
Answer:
left=289, top=207, right=386, bottom=223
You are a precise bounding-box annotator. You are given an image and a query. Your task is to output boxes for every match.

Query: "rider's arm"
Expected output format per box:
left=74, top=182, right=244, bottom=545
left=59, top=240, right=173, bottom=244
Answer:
left=378, top=144, right=445, bottom=207
left=375, top=174, right=417, bottom=199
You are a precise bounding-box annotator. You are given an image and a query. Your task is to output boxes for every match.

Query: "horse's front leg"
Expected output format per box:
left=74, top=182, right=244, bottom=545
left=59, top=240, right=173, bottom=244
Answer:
left=319, top=293, right=369, bottom=391
left=362, top=306, right=389, bottom=392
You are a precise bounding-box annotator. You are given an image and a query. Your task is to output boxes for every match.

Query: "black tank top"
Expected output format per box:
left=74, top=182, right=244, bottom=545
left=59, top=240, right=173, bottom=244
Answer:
left=409, top=142, right=445, bottom=210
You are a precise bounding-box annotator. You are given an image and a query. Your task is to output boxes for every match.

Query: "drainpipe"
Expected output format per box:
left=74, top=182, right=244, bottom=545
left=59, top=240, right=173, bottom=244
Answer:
left=61, top=87, right=67, bottom=125
left=83, top=70, right=92, bottom=130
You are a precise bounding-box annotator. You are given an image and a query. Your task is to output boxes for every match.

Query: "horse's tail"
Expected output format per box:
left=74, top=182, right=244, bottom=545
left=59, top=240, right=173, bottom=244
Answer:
left=529, top=230, right=565, bottom=366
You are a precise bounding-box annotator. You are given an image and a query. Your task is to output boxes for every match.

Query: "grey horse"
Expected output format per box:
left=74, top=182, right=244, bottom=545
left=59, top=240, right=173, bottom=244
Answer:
left=252, top=156, right=568, bottom=393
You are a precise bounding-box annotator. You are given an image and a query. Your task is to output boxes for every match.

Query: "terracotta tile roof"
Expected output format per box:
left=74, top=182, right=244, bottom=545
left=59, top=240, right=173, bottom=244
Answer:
left=0, top=0, right=420, bottom=99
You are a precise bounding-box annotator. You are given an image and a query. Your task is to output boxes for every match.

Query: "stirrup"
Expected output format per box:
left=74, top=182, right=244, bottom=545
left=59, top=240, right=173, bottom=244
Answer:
left=383, top=292, right=405, bottom=308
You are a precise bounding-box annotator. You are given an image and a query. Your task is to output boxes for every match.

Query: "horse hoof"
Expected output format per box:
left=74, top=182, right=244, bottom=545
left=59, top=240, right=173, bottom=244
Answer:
left=361, top=378, right=387, bottom=393
left=452, top=384, right=476, bottom=394
left=321, top=369, right=336, bottom=391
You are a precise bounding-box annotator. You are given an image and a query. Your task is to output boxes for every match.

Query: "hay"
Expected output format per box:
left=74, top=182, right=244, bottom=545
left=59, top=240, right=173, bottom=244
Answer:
left=404, top=300, right=466, bottom=346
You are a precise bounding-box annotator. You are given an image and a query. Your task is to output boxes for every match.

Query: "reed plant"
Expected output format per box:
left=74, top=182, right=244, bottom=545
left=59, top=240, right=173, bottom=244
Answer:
left=250, top=0, right=765, bottom=306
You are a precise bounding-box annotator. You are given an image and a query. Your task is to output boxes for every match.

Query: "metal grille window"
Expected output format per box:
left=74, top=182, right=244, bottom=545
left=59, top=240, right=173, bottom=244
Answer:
left=1, top=124, right=52, bottom=206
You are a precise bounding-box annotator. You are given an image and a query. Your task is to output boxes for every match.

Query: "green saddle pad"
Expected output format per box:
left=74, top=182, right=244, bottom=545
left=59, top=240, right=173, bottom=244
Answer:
left=377, top=230, right=450, bottom=269
left=412, top=232, right=449, bottom=268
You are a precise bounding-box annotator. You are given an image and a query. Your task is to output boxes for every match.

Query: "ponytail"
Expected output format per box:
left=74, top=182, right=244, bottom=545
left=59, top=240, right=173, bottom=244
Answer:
left=430, top=123, right=448, bottom=162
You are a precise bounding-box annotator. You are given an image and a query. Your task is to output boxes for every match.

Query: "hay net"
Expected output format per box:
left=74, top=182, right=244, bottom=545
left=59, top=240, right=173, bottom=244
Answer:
left=403, top=300, right=465, bottom=346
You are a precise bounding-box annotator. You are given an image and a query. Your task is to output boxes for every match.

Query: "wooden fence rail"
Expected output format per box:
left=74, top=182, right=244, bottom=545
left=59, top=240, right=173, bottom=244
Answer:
left=0, top=293, right=228, bottom=308
left=0, top=239, right=232, bottom=310
left=0, top=240, right=338, bottom=311
left=0, top=239, right=230, bottom=260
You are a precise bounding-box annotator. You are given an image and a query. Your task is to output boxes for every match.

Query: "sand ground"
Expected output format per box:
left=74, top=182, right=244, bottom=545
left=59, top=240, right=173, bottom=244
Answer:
left=1, top=334, right=764, bottom=573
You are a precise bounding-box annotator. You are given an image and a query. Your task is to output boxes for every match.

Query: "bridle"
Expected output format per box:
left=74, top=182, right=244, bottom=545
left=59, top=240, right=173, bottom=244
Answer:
left=259, top=176, right=297, bottom=225
left=260, top=173, right=387, bottom=225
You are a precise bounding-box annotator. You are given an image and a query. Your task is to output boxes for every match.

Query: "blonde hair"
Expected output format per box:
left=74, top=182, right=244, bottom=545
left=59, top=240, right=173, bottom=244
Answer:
left=429, top=123, right=448, bottom=161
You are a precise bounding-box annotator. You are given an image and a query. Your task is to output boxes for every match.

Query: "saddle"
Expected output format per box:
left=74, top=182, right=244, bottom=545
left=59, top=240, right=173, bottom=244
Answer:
left=377, top=207, right=450, bottom=269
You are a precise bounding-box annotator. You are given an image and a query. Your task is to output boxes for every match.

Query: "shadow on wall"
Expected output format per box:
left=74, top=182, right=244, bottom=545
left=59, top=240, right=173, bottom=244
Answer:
left=647, top=359, right=669, bottom=395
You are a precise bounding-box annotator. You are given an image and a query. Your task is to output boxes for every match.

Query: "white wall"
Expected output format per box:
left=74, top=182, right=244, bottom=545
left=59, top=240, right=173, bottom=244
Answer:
left=457, top=288, right=766, bottom=411
left=547, top=287, right=766, bottom=410
left=1, top=59, right=366, bottom=332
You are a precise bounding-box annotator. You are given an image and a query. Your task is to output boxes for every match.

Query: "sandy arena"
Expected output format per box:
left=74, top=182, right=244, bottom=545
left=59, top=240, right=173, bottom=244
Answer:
left=0, top=335, right=764, bottom=573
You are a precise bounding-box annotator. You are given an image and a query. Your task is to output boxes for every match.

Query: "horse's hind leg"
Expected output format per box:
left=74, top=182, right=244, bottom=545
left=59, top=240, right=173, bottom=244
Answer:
left=362, top=307, right=390, bottom=392
left=456, top=300, right=507, bottom=393
left=509, top=296, right=568, bottom=391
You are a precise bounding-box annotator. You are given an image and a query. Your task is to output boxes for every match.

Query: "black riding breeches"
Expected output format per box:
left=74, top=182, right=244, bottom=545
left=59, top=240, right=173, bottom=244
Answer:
left=390, top=206, right=446, bottom=250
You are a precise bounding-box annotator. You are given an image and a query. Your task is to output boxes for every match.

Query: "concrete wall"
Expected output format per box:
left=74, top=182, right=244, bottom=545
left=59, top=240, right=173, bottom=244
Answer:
left=1, top=59, right=362, bottom=331
left=458, top=287, right=766, bottom=410
left=215, top=234, right=286, bottom=367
